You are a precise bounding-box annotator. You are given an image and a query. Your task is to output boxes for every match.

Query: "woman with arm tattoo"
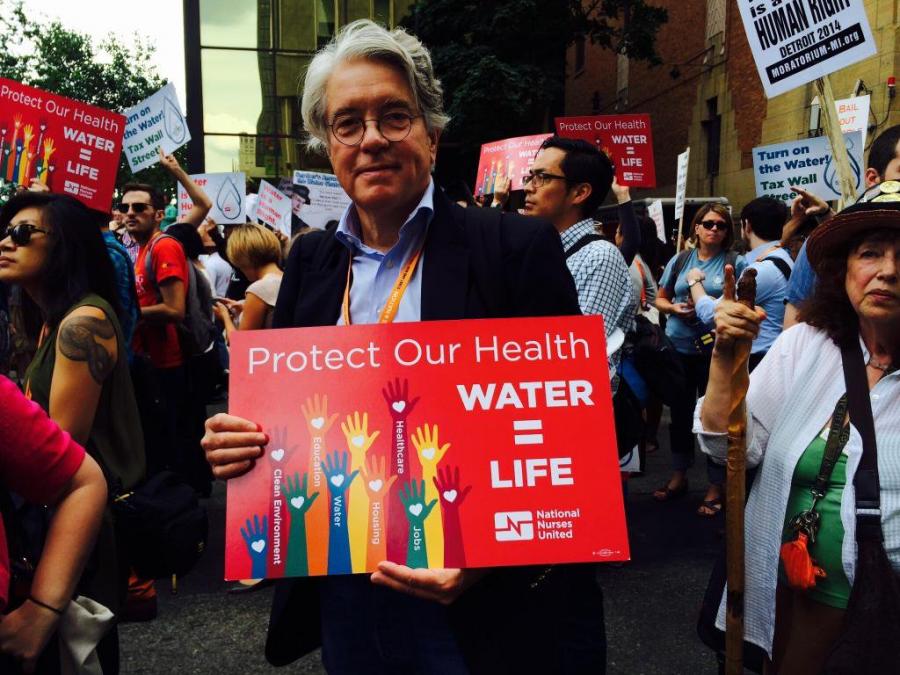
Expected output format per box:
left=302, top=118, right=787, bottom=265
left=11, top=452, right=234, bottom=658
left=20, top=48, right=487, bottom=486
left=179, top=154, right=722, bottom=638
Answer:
left=0, top=192, right=146, bottom=673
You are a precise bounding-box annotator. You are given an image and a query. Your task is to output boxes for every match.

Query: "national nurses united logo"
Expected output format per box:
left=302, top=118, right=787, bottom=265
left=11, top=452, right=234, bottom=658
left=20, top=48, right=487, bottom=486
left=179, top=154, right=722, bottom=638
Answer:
left=494, top=511, right=534, bottom=542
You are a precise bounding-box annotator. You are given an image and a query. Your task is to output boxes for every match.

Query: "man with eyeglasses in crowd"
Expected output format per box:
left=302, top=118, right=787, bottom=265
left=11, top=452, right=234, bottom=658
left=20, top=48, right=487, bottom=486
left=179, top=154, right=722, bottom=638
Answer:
left=202, top=19, right=608, bottom=675
left=118, top=149, right=211, bottom=621
left=523, top=137, right=636, bottom=382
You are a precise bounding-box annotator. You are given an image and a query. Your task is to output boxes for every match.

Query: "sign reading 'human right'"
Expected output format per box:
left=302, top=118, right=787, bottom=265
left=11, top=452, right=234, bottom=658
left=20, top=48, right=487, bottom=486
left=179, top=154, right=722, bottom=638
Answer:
left=737, top=0, right=876, bottom=98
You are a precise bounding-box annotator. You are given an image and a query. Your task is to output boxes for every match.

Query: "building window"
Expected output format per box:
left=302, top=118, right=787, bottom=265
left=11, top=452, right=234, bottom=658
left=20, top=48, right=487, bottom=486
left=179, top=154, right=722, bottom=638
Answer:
left=706, top=0, right=726, bottom=40
left=703, top=97, right=721, bottom=177
left=574, top=35, right=585, bottom=75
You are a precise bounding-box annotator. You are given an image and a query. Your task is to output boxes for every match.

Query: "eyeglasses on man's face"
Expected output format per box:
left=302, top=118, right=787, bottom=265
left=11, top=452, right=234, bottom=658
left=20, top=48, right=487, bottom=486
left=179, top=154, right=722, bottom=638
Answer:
left=522, top=171, right=569, bottom=189
left=0, top=222, right=51, bottom=246
left=328, top=111, right=423, bottom=147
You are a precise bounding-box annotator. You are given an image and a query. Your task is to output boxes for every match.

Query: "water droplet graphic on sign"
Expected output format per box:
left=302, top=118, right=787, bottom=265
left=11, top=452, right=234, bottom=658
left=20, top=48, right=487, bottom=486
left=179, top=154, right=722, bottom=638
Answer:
left=163, top=97, right=186, bottom=144
left=217, top=179, right=242, bottom=220
left=823, top=136, right=862, bottom=197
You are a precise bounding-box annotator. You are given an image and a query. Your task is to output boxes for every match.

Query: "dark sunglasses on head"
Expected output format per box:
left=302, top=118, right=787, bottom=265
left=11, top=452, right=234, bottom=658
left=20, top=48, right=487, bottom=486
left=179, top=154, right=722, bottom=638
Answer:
left=0, top=223, right=51, bottom=246
left=700, top=220, right=728, bottom=231
left=115, top=202, right=155, bottom=214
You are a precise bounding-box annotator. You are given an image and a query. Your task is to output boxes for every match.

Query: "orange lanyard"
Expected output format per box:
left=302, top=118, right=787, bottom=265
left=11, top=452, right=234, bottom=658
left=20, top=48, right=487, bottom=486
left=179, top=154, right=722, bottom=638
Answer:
left=341, top=245, right=424, bottom=325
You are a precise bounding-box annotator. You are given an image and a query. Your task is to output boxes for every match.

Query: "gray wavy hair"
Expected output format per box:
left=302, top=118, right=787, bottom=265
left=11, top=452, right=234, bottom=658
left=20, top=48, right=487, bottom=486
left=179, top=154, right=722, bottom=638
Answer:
left=301, top=20, right=450, bottom=154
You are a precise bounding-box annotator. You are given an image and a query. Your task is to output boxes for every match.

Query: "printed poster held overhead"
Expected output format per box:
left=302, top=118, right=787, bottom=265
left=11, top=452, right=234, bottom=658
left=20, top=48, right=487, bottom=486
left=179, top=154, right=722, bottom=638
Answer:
left=178, top=172, right=246, bottom=224
left=752, top=131, right=863, bottom=203
left=473, top=134, right=553, bottom=196
left=289, top=171, right=352, bottom=231
left=555, top=114, right=657, bottom=188
left=737, top=0, right=876, bottom=98
left=256, top=179, right=292, bottom=236
left=224, top=315, right=630, bottom=580
left=0, top=78, right=125, bottom=211
left=123, top=83, right=191, bottom=173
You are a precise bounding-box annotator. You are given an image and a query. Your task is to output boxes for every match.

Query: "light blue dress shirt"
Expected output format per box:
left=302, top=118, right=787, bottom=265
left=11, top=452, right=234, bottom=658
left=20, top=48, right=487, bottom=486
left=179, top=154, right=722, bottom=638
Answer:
left=694, top=242, right=793, bottom=354
left=334, top=180, right=434, bottom=325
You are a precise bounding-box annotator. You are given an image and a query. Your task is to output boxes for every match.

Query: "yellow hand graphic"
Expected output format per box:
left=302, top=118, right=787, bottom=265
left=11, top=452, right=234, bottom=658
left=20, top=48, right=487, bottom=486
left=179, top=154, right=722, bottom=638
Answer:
left=43, top=138, right=56, bottom=158
left=411, top=424, right=450, bottom=472
left=22, top=125, right=33, bottom=145
left=341, top=411, right=380, bottom=467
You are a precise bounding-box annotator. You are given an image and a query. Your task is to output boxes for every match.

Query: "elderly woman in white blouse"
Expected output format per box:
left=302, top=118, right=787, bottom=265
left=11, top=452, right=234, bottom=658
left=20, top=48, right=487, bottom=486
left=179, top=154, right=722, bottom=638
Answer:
left=694, top=192, right=900, bottom=675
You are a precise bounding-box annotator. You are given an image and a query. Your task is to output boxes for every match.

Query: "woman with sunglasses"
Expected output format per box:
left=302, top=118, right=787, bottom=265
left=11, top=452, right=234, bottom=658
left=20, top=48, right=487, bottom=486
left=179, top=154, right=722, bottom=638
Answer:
left=0, top=191, right=145, bottom=673
left=654, top=203, right=746, bottom=516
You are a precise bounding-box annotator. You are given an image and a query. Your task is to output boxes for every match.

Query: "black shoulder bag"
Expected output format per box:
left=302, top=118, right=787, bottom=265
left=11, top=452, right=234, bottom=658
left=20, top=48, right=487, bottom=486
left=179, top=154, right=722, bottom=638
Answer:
left=823, top=338, right=900, bottom=674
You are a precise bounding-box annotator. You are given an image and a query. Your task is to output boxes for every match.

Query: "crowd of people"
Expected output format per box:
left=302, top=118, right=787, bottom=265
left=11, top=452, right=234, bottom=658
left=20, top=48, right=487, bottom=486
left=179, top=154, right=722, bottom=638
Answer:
left=0, top=18, right=897, bottom=675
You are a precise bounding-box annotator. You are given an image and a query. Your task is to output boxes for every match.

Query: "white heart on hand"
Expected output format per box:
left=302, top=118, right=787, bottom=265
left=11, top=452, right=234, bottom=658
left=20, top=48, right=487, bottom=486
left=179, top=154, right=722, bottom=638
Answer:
left=270, top=449, right=285, bottom=462
left=311, top=417, right=325, bottom=430
left=368, top=479, right=383, bottom=492
left=290, top=496, right=304, bottom=509
left=392, top=401, right=406, bottom=414
left=443, top=489, right=458, bottom=503
left=330, top=474, right=345, bottom=488
left=352, top=434, right=365, bottom=447
left=251, top=539, right=266, bottom=554
left=408, top=503, right=423, bottom=517
left=421, top=447, right=436, bottom=461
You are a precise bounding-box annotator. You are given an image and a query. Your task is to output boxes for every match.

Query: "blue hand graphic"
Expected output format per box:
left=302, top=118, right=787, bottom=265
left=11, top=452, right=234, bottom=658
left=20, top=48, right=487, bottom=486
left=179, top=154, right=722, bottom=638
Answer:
left=323, top=451, right=359, bottom=574
left=240, top=514, right=268, bottom=579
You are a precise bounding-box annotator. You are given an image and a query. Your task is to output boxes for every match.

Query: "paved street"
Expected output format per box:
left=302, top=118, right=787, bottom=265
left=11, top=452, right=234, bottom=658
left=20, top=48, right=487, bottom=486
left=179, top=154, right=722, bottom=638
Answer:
left=121, top=413, right=726, bottom=674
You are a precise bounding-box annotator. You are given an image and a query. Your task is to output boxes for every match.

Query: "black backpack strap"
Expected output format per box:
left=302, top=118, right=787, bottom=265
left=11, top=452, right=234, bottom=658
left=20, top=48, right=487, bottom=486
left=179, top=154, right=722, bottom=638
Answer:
left=664, top=250, right=691, bottom=297
left=565, top=234, right=603, bottom=259
left=762, top=256, right=792, bottom=281
left=840, top=337, right=882, bottom=542
left=144, top=233, right=177, bottom=303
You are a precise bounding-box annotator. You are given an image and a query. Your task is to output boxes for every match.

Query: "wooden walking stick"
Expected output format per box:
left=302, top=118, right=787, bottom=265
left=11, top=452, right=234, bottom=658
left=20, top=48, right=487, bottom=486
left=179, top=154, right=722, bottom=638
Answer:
left=724, top=265, right=757, bottom=675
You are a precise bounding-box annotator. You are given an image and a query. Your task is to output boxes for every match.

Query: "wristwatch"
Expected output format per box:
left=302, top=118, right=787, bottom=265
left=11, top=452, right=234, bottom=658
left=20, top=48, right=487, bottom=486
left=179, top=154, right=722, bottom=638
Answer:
left=688, top=278, right=702, bottom=288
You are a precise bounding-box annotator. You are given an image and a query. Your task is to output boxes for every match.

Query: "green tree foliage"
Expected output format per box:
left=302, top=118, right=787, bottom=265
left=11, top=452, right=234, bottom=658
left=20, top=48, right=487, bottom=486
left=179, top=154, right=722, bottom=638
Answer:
left=0, top=1, right=186, bottom=201
left=402, top=0, right=667, bottom=175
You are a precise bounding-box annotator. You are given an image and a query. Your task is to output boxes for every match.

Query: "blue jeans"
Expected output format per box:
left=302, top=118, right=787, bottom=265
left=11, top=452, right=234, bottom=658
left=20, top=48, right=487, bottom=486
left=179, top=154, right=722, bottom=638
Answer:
left=319, top=576, right=468, bottom=675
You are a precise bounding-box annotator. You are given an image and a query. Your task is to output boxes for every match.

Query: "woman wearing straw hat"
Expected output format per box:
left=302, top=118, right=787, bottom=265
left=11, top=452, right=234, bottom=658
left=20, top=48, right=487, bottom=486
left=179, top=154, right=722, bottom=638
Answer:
left=694, top=183, right=900, bottom=674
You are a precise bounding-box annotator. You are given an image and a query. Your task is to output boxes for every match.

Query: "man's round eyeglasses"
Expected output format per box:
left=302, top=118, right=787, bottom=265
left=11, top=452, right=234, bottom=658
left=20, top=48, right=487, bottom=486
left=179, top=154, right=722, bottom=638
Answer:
left=522, top=172, right=569, bottom=189
left=329, top=111, right=423, bottom=146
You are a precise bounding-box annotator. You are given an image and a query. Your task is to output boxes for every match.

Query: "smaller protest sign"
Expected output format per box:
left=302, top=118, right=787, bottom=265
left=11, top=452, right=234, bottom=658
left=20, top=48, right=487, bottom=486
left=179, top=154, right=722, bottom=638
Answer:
left=473, top=134, right=553, bottom=195
left=0, top=78, right=125, bottom=211
left=752, top=131, right=863, bottom=203
left=555, top=114, right=657, bottom=188
left=179, top=172, right=246, bottom=224
left=123, top=83, right=191, bottom=173
left=290, top=171, right=352, bottom=231
left=256, top=180, right=292, bottom=236
left=674, top=149, right=690, bottom=222
left=647, top=199, right=666, bottom=244
left=834, top=94, right=870, bottom=147
left=737, top=0, right=876, bottom=99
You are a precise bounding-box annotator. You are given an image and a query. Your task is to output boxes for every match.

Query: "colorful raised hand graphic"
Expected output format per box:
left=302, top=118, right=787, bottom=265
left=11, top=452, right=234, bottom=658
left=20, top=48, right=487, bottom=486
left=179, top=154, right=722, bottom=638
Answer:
left=266, top=427, right=299, bottom=577
left=411, top=424, right=450, bottom=567
left=16, top=124, right=33, bottom=185
left=300, top=394, right=338, bottom=575
left=399, top=480, right=437, bottom=569
left=360, top=455, right=397, bottom=570
left=433, top=466, right=472, bottom=568
left=38, top=138, right=55, bottom=184
left=323, top=451, right=358, bottom=575
left=283, top=472, right=319, bottom=577
left=382, top=378, right=419, bottom=562
left=341, top=411, right=380, bottom=572
left=5, top=116, right=21, bottom=182
left=240, top=514, right=268, bottom=579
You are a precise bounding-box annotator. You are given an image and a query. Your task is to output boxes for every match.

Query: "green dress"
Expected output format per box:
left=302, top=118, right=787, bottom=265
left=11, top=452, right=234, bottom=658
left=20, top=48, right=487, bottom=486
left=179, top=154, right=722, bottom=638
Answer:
left=24, top=293, right=145, bottom=613
left=779, top=430, right=852, bottom=609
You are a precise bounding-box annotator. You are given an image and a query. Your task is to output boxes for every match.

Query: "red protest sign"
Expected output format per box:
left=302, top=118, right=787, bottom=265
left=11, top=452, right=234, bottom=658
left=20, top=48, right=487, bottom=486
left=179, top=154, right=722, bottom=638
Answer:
left=473, top=133, right=552, bottom=195
left=225, top=316, right=629, bottom=580
left=555, top=114, right=657, bottom=188
left=0, top=79, right=125, bottom=211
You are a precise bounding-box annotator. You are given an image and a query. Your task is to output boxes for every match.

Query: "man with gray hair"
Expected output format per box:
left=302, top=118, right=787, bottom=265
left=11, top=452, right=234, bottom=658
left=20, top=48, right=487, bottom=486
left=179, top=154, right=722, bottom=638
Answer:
left=203, top=20, right=606, bottom=674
